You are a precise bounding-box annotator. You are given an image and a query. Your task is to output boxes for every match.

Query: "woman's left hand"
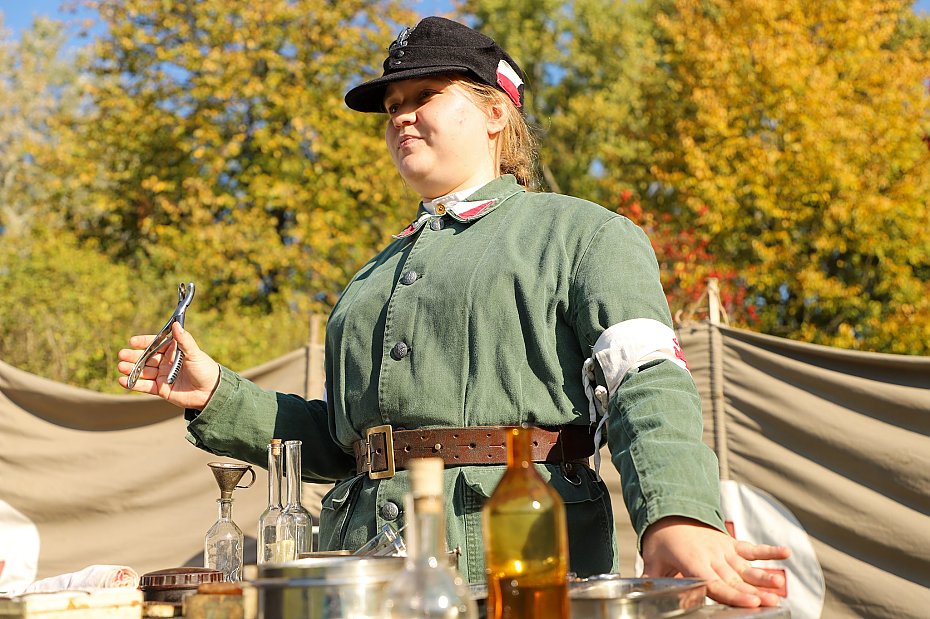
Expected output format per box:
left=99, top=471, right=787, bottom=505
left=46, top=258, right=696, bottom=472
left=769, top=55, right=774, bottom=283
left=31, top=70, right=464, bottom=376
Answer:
left=641, top=516, right=791, bottom=608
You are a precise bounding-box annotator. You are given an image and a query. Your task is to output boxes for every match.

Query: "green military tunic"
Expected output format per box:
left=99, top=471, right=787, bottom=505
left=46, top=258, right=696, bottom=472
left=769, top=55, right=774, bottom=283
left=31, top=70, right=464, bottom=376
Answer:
left=185, top=174, right=726, bottom=582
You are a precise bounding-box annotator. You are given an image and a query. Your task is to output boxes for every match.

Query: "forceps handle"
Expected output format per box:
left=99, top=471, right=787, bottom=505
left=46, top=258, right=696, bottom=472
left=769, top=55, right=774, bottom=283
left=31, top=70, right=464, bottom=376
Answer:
left=167, top=349, right=184, bottom=385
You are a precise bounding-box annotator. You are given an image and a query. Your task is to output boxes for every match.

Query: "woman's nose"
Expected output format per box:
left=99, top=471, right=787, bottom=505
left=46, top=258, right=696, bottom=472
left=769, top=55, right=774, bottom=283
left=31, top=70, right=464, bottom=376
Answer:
left=391, top=108, right=416, bottom=127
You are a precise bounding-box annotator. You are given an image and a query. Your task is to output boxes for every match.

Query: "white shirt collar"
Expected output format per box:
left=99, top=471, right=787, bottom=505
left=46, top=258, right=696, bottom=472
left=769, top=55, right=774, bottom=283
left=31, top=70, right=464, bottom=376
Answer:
left=421, top=184, right=484, bottom=215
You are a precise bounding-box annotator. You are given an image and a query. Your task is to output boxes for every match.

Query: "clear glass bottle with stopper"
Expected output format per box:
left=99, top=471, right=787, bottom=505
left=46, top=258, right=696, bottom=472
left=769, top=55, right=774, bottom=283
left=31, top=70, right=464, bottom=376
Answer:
left=383, top=457, right=477, bottom=619
left=204, top=462, right=255, bottom=582
left=257, top=438, right=284, bottom=564
left=482, top=426, right=570, bottom=619
left=276, top=439, right=313, bottom=560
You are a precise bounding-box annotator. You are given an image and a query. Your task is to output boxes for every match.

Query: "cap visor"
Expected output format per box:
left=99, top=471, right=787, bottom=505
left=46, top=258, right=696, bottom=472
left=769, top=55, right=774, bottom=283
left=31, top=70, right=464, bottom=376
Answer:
left=345, top=65, right=470, bottom=113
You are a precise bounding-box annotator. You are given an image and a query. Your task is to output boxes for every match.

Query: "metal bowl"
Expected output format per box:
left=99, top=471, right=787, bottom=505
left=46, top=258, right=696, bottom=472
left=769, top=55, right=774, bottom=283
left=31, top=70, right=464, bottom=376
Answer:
left=569, top=575, right=706, bottom=618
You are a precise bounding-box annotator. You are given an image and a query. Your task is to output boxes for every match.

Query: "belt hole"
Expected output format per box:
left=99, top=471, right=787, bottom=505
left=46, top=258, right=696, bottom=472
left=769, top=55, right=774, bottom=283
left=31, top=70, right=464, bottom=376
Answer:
left=452, top=433, right=459, bottom=439
left=532, top=441, right=538, bottom=447
left=404, top=445, right=411, bottom=452
left=375, top=448, right=382, bottom=455
left=453, top=455, right=459, bottom=459
left=469, top=442, right=476, bottom=449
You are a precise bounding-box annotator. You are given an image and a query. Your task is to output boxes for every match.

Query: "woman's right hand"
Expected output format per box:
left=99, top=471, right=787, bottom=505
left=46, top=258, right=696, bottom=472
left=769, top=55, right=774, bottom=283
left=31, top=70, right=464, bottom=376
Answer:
left=117, top=322, right=221, bottom=411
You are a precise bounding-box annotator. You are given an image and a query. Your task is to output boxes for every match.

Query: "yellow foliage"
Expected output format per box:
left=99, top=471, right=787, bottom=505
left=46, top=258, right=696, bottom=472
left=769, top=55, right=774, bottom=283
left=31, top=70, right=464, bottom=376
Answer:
left=642, top=0, right=930, bottom=352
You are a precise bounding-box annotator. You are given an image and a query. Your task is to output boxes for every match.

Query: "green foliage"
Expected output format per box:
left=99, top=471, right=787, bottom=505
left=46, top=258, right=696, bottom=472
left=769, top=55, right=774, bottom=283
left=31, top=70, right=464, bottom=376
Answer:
left=459, top=0, right=657, bottom=203
left=0, top=230, right=142, bottom=390
left=1, top=0, right=929, bottom=394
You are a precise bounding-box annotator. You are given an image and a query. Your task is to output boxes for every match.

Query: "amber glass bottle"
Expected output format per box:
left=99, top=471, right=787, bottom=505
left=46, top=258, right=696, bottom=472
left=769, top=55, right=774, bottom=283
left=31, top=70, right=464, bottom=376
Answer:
left=482, top=426, right=570, bottom=619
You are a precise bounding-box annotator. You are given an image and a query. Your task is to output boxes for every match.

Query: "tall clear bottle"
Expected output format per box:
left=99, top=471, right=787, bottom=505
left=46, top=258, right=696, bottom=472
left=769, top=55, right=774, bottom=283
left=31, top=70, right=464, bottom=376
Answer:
left=383, top=458, right=477, bottom=619
left=277, top=439, right=313, bottom=559
left=257, top=439, right=284, bottom=564
left=482, top=426, right=570, bottom=619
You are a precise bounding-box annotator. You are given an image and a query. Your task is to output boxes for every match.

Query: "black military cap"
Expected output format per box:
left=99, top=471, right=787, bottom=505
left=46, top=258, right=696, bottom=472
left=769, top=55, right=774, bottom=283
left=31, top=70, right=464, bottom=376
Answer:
left=344, top=17, right=526, bottom=113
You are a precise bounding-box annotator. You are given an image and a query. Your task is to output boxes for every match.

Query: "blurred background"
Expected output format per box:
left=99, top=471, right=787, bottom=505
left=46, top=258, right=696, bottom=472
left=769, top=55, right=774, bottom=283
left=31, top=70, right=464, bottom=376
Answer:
left=1, top=0, right=928, bottom=393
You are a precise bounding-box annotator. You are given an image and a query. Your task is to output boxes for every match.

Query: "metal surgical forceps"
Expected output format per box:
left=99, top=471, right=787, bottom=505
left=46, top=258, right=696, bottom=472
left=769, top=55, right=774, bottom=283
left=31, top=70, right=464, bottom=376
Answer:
left=127, top=282, right=195, bottom=389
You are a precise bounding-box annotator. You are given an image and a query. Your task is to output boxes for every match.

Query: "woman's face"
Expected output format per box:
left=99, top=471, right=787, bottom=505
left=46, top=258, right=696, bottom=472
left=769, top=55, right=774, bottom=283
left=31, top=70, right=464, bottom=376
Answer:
left=383, top=76, right=502, bottom=200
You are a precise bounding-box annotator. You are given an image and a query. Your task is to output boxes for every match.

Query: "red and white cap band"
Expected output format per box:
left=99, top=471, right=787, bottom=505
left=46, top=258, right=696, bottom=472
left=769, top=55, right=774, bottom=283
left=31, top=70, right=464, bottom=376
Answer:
left=496, top=60, right=523, bottom=108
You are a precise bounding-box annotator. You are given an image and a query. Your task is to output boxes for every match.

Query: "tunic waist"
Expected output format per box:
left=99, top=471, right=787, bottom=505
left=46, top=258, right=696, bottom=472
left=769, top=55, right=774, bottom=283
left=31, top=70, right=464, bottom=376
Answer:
left=352, top=424, right=595, bottom=479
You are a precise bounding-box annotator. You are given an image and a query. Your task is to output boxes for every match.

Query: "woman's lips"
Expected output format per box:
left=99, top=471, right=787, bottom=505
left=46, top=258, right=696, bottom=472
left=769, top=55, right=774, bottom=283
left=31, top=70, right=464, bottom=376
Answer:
left=397, top=134, right=419, bottom=149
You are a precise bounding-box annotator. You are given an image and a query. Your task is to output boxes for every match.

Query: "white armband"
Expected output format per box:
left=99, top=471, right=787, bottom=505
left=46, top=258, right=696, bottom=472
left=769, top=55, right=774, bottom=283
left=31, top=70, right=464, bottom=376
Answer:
left=582, top=318, right=690, bottom=476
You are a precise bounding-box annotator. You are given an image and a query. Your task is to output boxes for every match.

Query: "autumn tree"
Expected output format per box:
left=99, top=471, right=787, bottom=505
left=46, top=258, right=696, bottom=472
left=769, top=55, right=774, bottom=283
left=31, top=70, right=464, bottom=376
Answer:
left=65, top=0, right=420, bottom=372
left=0, top=16, right=76, bottom=237
left=458, top=0, right=741, bottom=320
left=640, top=0, right=930, bottom=352
left=463, top=0, right=930, bottom=353
left=0, top=15, right=152, bottom=391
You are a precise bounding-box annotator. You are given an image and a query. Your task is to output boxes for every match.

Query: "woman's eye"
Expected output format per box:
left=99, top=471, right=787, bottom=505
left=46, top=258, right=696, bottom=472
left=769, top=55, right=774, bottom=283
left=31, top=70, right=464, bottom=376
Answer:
left=419, top=90, right=436, bottom=100
left=387, top=103, right=399, bottom=114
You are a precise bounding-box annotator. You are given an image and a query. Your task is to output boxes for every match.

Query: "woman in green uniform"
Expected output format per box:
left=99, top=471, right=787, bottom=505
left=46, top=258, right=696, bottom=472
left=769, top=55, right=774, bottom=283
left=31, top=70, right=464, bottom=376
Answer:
left=118, top=16, right=788, bottom=607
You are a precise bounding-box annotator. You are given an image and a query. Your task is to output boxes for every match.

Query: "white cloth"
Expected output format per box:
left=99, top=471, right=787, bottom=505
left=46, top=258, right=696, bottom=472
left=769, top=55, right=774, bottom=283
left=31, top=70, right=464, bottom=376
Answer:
left=0, top=498, right=40, bottom=596
left=719, top=480, right=825, bottom=619
left=582, top=318, right=690, bottom=475
left=23, top=565, right=139, bottom=593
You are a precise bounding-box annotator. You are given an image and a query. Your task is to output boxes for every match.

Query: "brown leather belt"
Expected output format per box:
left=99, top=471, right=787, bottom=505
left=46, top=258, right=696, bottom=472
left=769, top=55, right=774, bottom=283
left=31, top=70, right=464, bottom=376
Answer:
left=352, top=424, right=595, bottom=480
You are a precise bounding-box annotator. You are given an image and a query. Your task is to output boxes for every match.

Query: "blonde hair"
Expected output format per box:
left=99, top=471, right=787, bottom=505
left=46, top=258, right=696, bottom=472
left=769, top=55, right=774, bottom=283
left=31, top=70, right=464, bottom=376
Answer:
left=453, top=77, right=539, bottom=189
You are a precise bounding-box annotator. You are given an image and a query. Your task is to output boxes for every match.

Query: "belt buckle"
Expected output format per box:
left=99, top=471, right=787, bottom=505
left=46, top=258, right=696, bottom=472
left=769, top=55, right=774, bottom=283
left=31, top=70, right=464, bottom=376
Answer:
left=365, top=424, right=395, bottom=480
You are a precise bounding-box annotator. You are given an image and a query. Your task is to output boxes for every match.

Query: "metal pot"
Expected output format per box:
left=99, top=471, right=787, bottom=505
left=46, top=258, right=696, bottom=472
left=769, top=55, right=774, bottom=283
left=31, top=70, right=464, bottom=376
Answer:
left=252, top=555, right=405, bottom=619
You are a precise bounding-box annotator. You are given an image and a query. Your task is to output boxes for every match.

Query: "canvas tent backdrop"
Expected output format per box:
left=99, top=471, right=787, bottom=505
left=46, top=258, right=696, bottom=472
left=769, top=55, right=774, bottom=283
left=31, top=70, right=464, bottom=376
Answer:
left=0, top=321, right=928, bottom=617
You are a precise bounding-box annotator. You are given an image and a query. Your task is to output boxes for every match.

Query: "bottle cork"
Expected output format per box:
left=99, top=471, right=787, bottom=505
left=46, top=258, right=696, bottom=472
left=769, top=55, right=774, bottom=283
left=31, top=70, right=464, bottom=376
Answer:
left=408, top=458, right=444, bottom=513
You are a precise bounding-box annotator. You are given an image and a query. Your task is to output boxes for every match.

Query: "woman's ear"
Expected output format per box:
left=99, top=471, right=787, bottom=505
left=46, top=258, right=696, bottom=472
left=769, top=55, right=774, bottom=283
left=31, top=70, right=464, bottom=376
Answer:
left=486, top=102, right=507, bottom=136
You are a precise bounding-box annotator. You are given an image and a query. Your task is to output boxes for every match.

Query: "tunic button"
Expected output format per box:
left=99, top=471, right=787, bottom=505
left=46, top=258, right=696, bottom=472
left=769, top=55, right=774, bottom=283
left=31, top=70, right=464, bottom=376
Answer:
left=429, top=218, right=443, bottom=231
left=435, top=204, right=447, bottom=215
left=400, top=270, right=419, bottom=285
left=380, top=501, right=400, bottom=521
left=390, top=342, right=409, bottom=360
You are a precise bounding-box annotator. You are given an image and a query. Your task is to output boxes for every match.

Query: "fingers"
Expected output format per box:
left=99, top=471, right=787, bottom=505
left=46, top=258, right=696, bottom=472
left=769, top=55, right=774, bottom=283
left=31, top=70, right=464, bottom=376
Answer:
left=739, top=563, right=786, bottom=590
left=127, top=334, right=160, bottom=350
left=117, top=358, right=163, bottom=381
left=735, top=540, right=792, bottom=561
left=705, top=576, right=769, bottom=608
left=170, top=321, right=199, bottom=356
left=117, top=373, right=160, bottom=395
left=713, top=554, right=785, bottom=607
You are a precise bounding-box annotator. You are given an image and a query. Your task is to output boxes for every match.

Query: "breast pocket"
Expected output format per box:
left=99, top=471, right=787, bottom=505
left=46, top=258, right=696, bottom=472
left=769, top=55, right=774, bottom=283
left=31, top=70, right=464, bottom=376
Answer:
left=318, top=475, right=364, bottom=551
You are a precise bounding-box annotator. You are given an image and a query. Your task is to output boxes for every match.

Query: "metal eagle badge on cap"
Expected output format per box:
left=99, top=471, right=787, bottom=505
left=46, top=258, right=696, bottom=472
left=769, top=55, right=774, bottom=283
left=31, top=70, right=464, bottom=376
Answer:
left=388, top=26, right=412, bottom=66
left=390, top=26, right=412, bottom=50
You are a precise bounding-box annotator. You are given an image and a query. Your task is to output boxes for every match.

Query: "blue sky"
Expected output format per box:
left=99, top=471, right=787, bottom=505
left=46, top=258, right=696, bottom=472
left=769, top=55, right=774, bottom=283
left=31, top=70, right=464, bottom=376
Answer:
left=2, top=0, right=929, bottom=39
left=0, top=0, right=454, bottom=36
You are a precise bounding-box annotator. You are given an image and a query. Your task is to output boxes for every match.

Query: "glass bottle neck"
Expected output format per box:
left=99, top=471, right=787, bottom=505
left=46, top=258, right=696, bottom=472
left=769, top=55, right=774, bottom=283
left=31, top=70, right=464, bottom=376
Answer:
left=506, top=427, right=533, bottom=468
left=285, top=441, right=302, bottom=506
left=268, top=445, right=283, bottom=506
left=216, top=497, right=234, bottom=521
left=408, top=496, right=445, bottom=562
